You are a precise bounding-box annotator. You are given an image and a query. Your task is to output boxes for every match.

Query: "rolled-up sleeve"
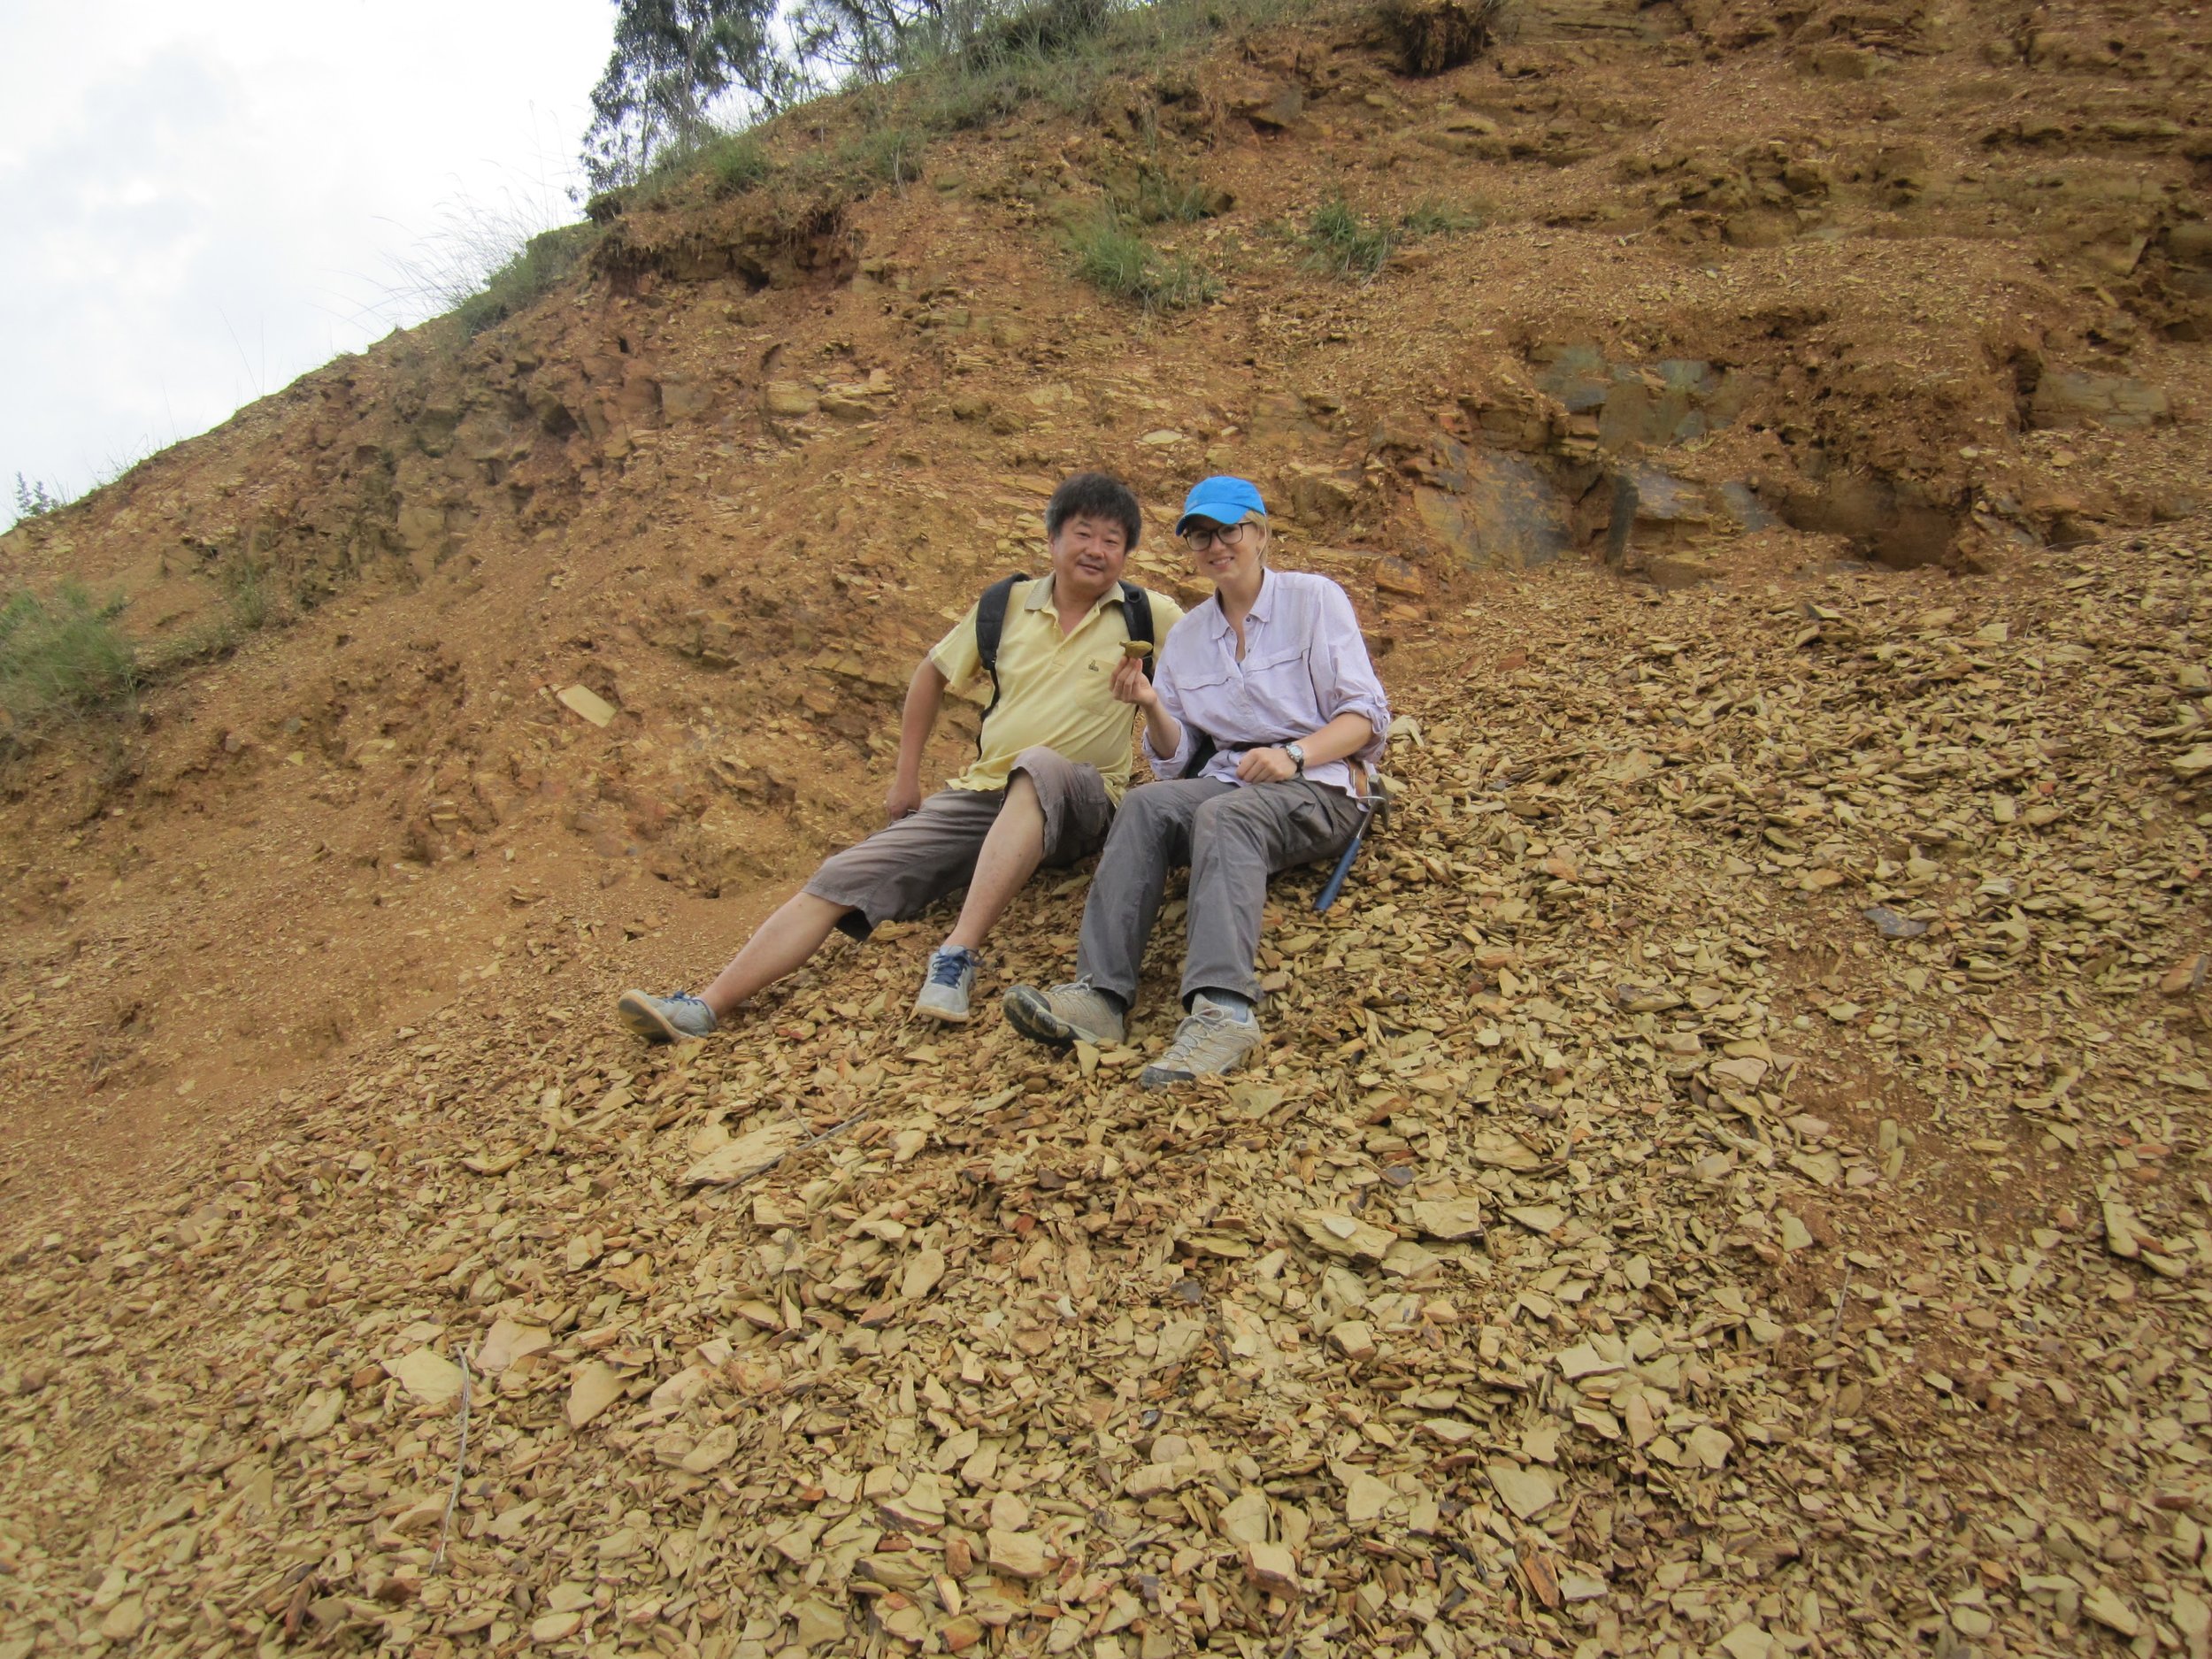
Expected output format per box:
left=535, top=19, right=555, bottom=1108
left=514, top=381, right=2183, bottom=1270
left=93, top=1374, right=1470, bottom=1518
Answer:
left=1141, top=658, right=1197, bottom=780
left=929, top=604, right=984, bottom=692
left=1315, top=581, right=1391, bottom=767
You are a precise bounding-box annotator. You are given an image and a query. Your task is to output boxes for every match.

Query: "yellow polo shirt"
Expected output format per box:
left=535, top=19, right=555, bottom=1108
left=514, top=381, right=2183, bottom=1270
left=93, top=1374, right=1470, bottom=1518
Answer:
left=931, top=576, right=1184, bottom=800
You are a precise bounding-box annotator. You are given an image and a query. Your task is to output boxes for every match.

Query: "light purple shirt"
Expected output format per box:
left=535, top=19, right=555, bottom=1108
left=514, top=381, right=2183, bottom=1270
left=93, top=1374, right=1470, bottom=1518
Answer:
left=1142, top=569, right=1392, bottom=796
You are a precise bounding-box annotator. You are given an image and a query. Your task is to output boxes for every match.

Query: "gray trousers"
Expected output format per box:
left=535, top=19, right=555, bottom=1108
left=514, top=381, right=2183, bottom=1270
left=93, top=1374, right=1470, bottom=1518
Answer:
left=1075, top=779, right=1364, bottom=1010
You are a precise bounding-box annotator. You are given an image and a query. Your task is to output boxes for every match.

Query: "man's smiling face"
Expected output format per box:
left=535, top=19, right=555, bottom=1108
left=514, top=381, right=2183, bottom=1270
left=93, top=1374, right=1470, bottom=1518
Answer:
left=1048, top=511, right=1131, bottom=603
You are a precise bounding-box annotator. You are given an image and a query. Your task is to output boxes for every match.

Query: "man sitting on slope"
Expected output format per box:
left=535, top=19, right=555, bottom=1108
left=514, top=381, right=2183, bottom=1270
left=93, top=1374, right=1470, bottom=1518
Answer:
left=618, top=471, right=1183, bottom=1040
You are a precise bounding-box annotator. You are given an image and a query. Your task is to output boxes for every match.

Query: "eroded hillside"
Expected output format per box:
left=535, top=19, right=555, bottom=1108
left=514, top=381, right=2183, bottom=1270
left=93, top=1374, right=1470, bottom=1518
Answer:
left=3, top=0, right=2208, bottom=1195
left=4, top=0, right=2212, bottom=1655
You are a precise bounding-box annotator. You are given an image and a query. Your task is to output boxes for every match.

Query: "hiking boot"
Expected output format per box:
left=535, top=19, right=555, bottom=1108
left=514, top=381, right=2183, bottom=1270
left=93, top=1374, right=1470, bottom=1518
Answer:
left=1002, top=979, right=1125, bottom=1048
left=913, top=946, right=982, bottom=1023
left=1141, top=996, right=1263, bottom=1087
left=617, top=988, right=718, bottom=1044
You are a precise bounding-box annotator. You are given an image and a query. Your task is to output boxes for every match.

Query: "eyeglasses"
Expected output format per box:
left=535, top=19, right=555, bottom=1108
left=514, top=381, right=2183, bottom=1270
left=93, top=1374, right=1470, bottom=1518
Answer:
left=1182, top=521, right=1252, bottom=553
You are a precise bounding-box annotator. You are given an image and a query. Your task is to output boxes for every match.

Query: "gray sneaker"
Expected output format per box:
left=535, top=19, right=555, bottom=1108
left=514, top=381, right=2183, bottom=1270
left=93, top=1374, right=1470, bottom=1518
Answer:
left=1002, top=979, right=1125, bottom=1047
left=618, top=988, right=718, bottom=1044
left=914, top=946, right=981, bottom=1023
left=1141, top=997, right=1263, bottom=1087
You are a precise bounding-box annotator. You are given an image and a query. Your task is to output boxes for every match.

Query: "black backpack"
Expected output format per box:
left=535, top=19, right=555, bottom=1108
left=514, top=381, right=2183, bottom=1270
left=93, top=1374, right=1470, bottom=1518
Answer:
left=972, top=574, right=1156, bottom=753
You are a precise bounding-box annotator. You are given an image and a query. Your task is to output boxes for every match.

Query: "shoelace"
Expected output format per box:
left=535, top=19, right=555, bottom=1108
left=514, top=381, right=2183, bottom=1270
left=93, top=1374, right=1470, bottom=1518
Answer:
left=1157, top=1006, right=1226, bottom=1066
left=926, top=950, right=974, bottom=987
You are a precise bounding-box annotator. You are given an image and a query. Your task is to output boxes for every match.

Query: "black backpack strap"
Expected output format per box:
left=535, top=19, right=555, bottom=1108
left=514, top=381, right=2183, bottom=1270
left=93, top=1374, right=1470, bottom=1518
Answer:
left=1118, top=580, right=1156, bottom=681
left=1181, top=727, right=1219, bottom=780
left=974, top=573, right=1030, bottom=756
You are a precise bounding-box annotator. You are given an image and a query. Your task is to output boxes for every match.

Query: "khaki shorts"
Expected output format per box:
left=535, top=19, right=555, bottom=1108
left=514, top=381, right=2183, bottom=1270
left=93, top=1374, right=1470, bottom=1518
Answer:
left=805, top=747, right=1115, bottom=940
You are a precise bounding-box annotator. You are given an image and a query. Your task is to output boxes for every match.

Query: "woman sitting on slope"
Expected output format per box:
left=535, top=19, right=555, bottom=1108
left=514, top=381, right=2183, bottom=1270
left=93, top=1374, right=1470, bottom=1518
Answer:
left=1001, top=474, right=1391, bottom=1087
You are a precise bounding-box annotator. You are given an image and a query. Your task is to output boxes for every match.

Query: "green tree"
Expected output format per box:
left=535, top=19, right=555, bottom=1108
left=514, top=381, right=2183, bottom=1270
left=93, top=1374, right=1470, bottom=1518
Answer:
left=582, top=0, right=798, bottom=190
left=582, top=0, right=1118, bottom=189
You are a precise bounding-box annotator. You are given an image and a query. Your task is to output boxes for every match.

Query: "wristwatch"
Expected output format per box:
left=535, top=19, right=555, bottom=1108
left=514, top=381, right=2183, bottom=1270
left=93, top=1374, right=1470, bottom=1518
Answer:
left=1284, top=742, right=1307, bottom=777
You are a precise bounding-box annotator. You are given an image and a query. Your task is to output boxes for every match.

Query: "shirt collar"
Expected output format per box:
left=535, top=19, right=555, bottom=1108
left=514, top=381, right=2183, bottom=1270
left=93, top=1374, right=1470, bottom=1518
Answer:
left=1207, top=568, right=1273, bottom=632
left=1025, top=574, right=1123, bottom=618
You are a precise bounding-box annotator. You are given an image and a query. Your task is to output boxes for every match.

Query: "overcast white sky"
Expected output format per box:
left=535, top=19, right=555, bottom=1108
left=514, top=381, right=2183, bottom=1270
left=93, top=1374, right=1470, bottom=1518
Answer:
left=0, top=0, right=616, bottom=528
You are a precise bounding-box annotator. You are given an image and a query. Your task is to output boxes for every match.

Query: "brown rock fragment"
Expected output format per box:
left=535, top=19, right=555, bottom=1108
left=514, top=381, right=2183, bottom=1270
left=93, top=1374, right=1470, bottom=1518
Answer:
left=1243, top=1541, right=1302, bottom=1597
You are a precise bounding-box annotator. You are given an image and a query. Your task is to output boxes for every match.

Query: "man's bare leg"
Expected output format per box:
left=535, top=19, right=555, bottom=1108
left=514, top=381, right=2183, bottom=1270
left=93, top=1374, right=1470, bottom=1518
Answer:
left=943, top=772, right=1047, bottom=950
left=698, top=891, right=851, bottom=1018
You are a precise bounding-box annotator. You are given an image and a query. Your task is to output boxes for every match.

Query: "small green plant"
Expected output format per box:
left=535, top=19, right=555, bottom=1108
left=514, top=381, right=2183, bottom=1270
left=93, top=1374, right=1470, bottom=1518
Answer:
left=703, top=133, right=772, bottom=196
left=1400, top=197, right=1482, bottom=235
left=218, top=551, right=275, bottom=634
left=12, top=474, right=63, bottom=522
left=909, top=73, right=1019, bottom=131
left=134, top=549, right=287, bottom=680
left=1301, top=197, right=1394, bottom=281
left=454, top=222, right=598, bottom=337
left=1071, top=213, right=1219, bottom=312
left=1115, top=162, right=1223, bottom=225
left=611, top=126, right=766, bottom=209
left=0, top=583, right=137, bottom=740
left=837, top=125, right=926, bottom=186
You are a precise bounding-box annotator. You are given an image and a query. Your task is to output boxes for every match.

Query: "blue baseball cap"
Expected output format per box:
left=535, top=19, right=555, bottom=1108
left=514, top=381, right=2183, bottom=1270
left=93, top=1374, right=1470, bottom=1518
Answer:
left=1174, top=475, right=1267, bottom=536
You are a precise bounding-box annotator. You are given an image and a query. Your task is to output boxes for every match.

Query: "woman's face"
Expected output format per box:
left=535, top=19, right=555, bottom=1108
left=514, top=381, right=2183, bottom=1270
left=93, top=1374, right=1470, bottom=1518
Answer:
left=1183, top=516, right=1265, bottom=588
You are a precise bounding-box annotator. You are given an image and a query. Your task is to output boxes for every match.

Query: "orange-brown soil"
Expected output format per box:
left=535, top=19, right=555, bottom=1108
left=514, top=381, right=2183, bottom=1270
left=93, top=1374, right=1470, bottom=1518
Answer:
left=4, top=2, right=2212, bottom=1655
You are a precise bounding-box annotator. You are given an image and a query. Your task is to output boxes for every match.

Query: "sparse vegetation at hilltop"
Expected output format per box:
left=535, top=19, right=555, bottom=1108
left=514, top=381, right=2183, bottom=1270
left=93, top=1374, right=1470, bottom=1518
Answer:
left=11, top=473, right=64, bottom=525
left=453, top=223, right=601, bottom=338
left=703, top=131, right=772, bottom=196
left=419, top=0, right=1336, bottom=352
left=464, top=0, right=1313, bottom=342
left=580, top=0, right=1298, bottom=189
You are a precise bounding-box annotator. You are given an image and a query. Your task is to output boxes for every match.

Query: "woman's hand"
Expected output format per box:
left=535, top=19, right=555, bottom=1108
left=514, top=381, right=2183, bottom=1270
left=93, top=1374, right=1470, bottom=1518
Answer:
left=886, top=778, right=923, bottom=822
left=1110, top=655, right=1159, bottom=709
left=1236, top=746, right=1299, bottom=784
